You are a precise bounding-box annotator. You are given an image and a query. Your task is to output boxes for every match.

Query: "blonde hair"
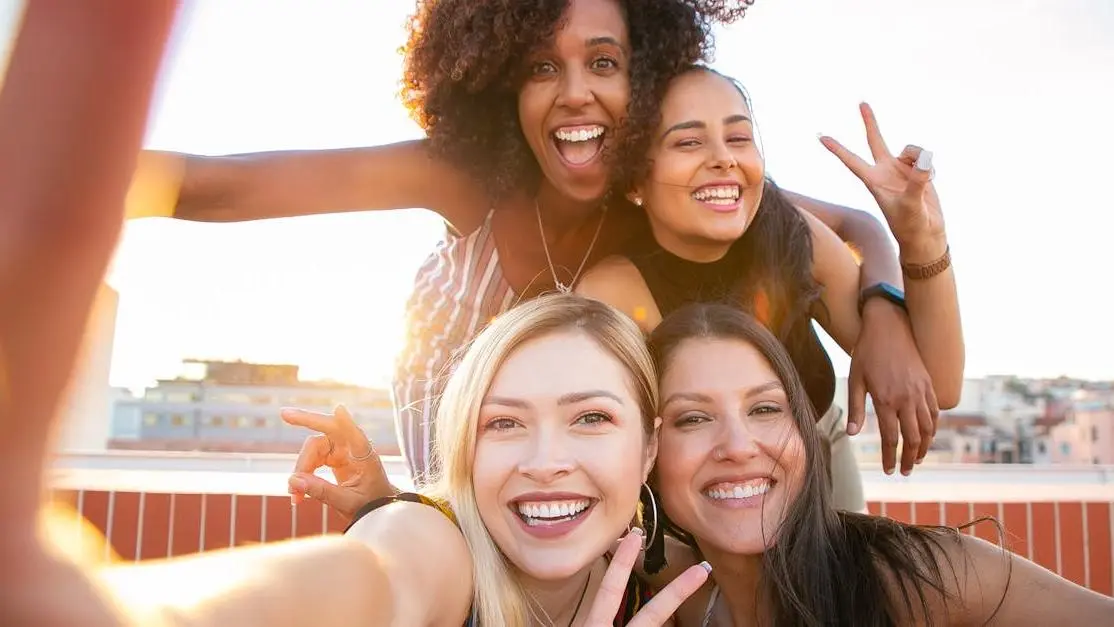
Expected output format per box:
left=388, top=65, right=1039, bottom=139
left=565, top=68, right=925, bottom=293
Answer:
left=425, top=294, right=658, bottom=626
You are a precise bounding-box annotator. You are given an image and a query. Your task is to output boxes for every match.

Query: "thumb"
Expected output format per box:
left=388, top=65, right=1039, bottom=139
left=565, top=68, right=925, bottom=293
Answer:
left=289, top=472, right=347, bottom=508
left=846, top=363, right=867, bottom=436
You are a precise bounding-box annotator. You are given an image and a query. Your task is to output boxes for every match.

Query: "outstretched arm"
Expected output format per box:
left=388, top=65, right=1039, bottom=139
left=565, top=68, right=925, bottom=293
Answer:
left=944, top=535, right=1114, bottom=625
left=819, top=104, right=964, bottom=407
left=783, top=189, right=902, bottom=290
left=126, top=141, right=490, bottom=232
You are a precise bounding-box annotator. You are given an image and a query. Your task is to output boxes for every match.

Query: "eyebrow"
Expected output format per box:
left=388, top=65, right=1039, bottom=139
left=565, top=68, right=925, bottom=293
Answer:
left=586, top=36, right=624, bottom=48
left=660, top=114, right=751, bottom=140
left=662, top=380, right=784, bottom=409
left=482, top=389, right=625, bottom=409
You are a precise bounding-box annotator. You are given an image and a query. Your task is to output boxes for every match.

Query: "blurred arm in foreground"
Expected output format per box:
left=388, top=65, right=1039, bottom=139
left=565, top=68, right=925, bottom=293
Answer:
left=0, top=3, right=391, bottom=625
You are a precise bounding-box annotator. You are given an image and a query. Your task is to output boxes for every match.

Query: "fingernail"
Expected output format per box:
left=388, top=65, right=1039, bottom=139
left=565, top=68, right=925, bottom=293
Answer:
left=915, top=149, right=933, bottom=171
left=629, top=527, right=644, bottom=537
left=698, top=561, right=712, bottom=573
left=885, top=467, right=894, bottom=475
left=902, top=468, right=911, bottom=476
left=847, top=423, right=860, bottom=436
left=916, top=457, right=925, bottom=465
left=290, top=477, right=307, bottom=492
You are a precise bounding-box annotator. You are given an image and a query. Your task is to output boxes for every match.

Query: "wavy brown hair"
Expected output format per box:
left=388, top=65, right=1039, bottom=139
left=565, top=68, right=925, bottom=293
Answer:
left=644, top=304, right=1009, bottom=626
left=399, top=0, right=755, bottom=198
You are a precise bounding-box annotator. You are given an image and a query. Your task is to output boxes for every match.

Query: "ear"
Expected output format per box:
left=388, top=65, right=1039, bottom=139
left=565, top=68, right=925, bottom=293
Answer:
left=642, top=416, right=662, bottom=482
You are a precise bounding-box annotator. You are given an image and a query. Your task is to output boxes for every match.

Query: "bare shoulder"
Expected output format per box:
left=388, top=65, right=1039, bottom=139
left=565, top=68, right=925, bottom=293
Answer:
left=576, top=256, right=660, bottom=331
left=346, top=500, right=473, bottom=626
left=882, top=530, right=1114, bottom=626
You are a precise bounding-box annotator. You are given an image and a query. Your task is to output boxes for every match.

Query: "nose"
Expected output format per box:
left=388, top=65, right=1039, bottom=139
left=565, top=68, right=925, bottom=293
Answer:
left=707, top=139, right=738, bottom=172
left=712, top=416, right=759, bottom=463
left=518, top=431, right=576, bottom=483
left=555, top=67, right=594, bottom=110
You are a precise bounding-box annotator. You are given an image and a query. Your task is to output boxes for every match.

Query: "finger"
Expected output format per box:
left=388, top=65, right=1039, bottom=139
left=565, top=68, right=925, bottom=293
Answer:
left=846, top=364, right=867, bottom=436
left=902, top=148, right=933, bottom=205
left=876, top=404, right=900, bottom=475
left=896, top=144, right=923, bottom=168
left=288, top=472, right=346, bottom=508
left=281, top=407, right=341, bottom=435
left=626, top=562, right=712, bottom=627
left=818, top=134, right=872, bottom=182
left=915, top=399, right=935, bottom=465
left=333, top=404, right=371, bottom=455
left=860, top=102, right=892, bottom=163
left=898, top=402, right=921, bottom=476
left=294, top=434, right=333, bottom=476
left=919, top=388, right=941, bottom=465
left=582, top=530, right=643, bottom=623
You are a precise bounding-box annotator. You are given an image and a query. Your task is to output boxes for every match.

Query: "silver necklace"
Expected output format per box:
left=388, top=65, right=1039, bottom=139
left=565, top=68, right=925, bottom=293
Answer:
left=534, top=198, right=606, bottom=293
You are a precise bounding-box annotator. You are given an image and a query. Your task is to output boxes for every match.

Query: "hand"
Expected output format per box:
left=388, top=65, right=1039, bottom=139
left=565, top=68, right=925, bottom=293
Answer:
left=584, top=530, right=710, bottom=626
left=281, top=405, right=397, bottom=521
left=847, top=300, right=940, bottom=476
left=819, top=103, right=945, bottom=257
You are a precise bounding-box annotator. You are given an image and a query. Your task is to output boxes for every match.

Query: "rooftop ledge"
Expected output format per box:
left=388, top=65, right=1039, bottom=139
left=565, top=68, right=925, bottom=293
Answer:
left=48, top=450, right=1114, bottom=502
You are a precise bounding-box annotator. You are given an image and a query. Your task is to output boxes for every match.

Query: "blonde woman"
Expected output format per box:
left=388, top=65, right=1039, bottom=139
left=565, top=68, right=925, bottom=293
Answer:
left=335, top=294, right=710, bottom=626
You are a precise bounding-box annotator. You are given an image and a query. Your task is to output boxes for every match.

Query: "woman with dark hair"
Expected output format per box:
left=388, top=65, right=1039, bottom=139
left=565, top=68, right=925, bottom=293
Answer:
left=127, top=0, right=940, bottom=507
left=645, top=303, right=1114, bottom=626
left=576, top=66, right=963, bottom=508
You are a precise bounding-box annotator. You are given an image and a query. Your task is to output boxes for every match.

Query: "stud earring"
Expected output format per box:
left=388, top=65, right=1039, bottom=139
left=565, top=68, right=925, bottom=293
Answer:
left=633, top=197, right=643, bottom=206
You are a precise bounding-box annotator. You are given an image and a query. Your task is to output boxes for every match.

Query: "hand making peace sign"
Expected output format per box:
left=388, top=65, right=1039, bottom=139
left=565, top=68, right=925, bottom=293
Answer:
left=819, top=103, right=945, bottom=251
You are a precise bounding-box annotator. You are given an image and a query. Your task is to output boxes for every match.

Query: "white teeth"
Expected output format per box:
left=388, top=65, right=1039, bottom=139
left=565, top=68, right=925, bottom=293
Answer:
left=554, top=126, right=605, bottom=142
left=516, top=499, right=591, bottom=524
left=704, top=480, right=771, bottom=501
left=692, top=185, right=741, bottom=203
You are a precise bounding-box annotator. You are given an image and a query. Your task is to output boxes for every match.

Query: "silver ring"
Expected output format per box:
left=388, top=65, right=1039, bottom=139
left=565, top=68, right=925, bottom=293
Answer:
left=349, top=442, right=375, bottom=462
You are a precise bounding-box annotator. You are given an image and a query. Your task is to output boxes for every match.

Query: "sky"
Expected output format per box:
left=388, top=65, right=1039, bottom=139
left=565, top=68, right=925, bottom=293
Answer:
left=13, top=0, right=1112, bottom=389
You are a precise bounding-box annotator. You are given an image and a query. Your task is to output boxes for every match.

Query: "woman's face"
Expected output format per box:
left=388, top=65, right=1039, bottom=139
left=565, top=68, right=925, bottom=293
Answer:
left=473, top=330, right=656, bottom=579
left=518, top=0, right=631, bottom=204
left=655, top=337, right=804, bottom=554
left=636, top=70, right=765, bottom=259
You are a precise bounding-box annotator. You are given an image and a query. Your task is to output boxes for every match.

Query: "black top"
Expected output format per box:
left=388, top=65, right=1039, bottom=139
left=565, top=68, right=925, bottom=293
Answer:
left=628, top=237, right=836, bottom=418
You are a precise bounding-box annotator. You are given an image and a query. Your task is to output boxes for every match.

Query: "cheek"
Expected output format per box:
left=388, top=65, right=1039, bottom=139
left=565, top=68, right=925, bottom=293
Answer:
left=471, top=441, right=516, bottom=505
left=517, top=86, right=546, bottom=138
left=653, top=435, right=702, bottom=522
left=741, top=151, right=765, bottom=184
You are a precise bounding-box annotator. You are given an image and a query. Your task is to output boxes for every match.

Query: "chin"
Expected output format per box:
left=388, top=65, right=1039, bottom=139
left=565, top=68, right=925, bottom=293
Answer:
left=516, top=551, right=597, bottom=580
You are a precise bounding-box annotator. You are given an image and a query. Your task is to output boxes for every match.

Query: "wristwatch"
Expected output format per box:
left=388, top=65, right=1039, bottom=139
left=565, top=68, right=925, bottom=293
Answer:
left=858, top=282, right=907, bottom=315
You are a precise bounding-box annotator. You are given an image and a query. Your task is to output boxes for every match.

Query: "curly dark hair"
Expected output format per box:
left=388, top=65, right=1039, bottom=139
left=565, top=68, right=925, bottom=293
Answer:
left=399, top=0, right=755, bottom=199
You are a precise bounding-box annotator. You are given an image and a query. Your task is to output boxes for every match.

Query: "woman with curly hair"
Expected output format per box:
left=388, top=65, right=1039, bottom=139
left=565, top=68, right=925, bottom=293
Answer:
left=129, top=0, right=935, bottom=506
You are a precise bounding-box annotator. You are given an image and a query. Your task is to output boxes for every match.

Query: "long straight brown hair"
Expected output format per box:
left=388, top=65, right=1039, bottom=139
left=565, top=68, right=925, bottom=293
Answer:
left=646, top=303, right=1006, bottom=626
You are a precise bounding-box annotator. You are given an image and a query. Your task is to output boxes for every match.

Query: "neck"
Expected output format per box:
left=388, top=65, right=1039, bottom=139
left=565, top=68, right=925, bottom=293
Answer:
left=699, top=542, right=765, bottom=626
left=647, top=220, right=732, bottom=263
left=534, top=182, right=603, bottom=239
left=517, top=560, right=597, bottom=627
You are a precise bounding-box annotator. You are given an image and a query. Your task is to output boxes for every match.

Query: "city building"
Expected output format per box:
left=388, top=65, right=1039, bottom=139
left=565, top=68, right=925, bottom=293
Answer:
left=110, top=359, right=400, bottom=455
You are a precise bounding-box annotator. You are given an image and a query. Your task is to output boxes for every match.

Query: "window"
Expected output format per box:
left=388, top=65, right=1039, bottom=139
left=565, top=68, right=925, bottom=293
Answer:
left=1037, top=441, right=1047, bottom=455
left=237, top=416, right=253, bottom=428
left=143, top=413, right=159, bottom=426
left=207, top=416, right=225, bottom=427
left=1093, top=426, right=1099, bottom=441
left=170, top=414, right=187, bottom=427
left=1061, top=442, right=1071, bottom=455
left=165, top=391, right=197, bottom=403
left=254, top=417, right=270, bottom=428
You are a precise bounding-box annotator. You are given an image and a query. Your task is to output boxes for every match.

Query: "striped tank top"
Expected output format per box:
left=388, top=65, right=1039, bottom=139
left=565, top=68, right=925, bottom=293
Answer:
left=392, top=210, right=516, bottom=483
